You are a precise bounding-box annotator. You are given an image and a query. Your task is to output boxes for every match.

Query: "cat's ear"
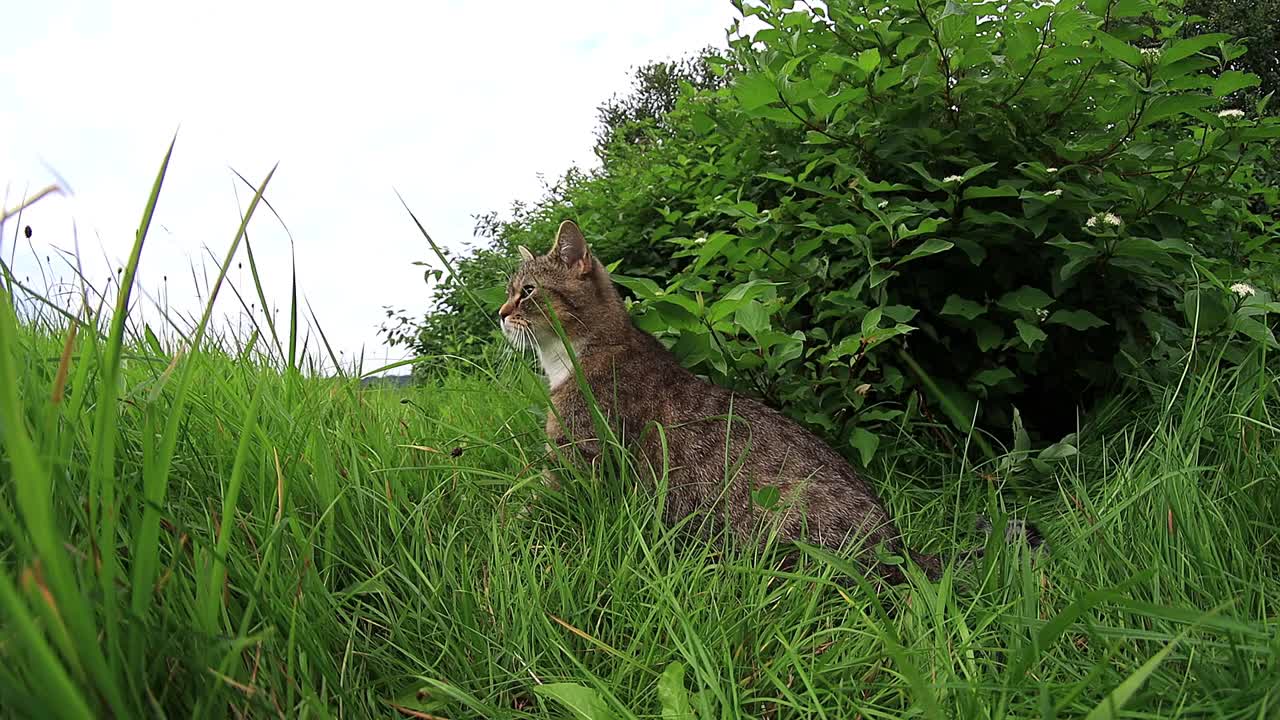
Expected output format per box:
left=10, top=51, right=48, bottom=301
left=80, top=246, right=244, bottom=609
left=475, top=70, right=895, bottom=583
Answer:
left=517, top=246, right=535, bottom=262
left=550, top=220, right=591, bottom=274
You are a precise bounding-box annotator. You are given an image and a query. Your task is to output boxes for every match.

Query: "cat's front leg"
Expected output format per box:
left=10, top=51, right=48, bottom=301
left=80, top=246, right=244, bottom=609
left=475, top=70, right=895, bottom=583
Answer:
left=541, top=442, right=561, bottom=491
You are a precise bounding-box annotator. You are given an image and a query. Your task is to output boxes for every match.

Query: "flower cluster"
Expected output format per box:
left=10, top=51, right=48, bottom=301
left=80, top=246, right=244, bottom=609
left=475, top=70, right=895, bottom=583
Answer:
left=1217, top=109, right=1245, bottom=120
left=1086, top=212, right=1123, bottom=230
left=1230, top=282, right=1256, bottom=298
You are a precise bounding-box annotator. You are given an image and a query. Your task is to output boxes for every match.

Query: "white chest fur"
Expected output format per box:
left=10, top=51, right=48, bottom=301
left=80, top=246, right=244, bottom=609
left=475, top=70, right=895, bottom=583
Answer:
left=536, top=336, right=577, bottom=390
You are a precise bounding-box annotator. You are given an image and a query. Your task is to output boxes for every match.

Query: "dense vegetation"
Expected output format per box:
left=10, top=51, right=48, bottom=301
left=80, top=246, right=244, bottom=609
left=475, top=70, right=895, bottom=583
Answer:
left=2, top=0, right=1279, bottom=717
left=391, top=0, right=1279, bottom=463
left=2, top=282, right=1279, bottom=717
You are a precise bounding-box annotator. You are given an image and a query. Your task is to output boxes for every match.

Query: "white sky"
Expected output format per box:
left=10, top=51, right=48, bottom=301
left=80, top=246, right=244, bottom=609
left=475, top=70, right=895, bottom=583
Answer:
left=1, top=0, right=739, bottom=374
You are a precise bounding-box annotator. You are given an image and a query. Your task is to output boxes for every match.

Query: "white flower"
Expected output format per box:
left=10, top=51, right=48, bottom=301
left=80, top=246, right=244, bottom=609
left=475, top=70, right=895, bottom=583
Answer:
left=1141, top=47, right=1161, bottom=59
left=943, top=174, right=965, bottom=184
left=1045, top=167, right=1059, bottom=173
left=1230, top=282, right=1256, bottom=298
left=877, top=200, right=889, bottom=209
left=1217, top=109, right=1245, bottom=119
left=1036, top=308, right=1050, bottom=322
left=1044, top=189, right=1063, bottom=197
left=1086, top=212, right=1122, bottom=230
left=694, top=236, right=707, bottom=244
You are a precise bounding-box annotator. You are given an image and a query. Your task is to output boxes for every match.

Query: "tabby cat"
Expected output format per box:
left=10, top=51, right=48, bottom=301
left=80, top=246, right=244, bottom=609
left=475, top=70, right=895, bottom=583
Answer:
left=499, top=220, right=1042, bottom=581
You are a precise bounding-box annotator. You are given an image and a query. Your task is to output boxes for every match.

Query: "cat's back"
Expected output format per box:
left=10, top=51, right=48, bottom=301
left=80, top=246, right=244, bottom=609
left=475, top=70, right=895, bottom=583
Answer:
left=575, top=330, right=853, bottom=473
left=550, top=324, right=897, bottom=549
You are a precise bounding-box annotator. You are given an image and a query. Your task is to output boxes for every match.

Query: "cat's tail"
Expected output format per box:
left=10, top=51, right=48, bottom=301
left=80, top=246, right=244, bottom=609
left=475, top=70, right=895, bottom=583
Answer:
left=906, top=515, right=1049, bottom=582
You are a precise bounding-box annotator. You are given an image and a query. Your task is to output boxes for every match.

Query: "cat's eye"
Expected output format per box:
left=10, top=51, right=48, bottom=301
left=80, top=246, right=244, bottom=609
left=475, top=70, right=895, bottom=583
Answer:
left=520, top=284, right=536, bottom=299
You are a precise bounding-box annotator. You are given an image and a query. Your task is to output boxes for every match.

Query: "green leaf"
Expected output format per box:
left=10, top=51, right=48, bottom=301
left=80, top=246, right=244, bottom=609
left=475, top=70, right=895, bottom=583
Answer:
left=897, top=217, right=948, bottom=241
left=534, top=683, right=618, bottom=720
left=1212, top=71, right=1260, bottom=98
left=1012, top=406, right=1030, bottom=454
left=1048, top=309, right=1108, bottom=330
left=1162, top=33, right=1231, bottom=64
left=768, top=330, right=807, bottom=366
left=905, top=162, right=938, bottom=184
left=1110, top=0, right=1153, bottom=18
left=962, top=185, right=1020, bottom=199
left=974, top=367, right=1016, bottom=386
left=652, top=298, right=701, bottom=330
left=735, top=300, right=771, bottom=337
left=612, top=274, right=664, bottom=299
left=752, top=486, right=781, bottom=510
left=1241, top=126, right=1280, bottom=140
left=940, top=295, right=987, bottom=320
left=974, top=320, right=1004, bottom=351
left=691, top=232, right=735, bottom=273
left=896, top=239, right=954, bottom=266
left=960, top=162, right=999, bottom=183
left=1038, top=437, right=1079, bottom=461
left=862, top=307, right=884, bottom=336
left=865, top=262, right=896, bottom=286
left=1235, top=317, right=1278, bottom=347
left=1095, top=31, right=1143, bottom=67
left=1015, top=319, right=1048, bottom=347
left=850, top=428, right=880, bottom=467
left=710, top=281, right=779, bottom=322
left=828, top=334, right=865, bottom=358
left=143, top=324, right=164, bottom=356
left=857, top=48, right=881, bottom=73
left=874, top=64, right=906, bottom=93
left=721, top=279, right=778, bottom=303
left=476, top=284, right=507, bottom=306
left=883, top=305, right=919, bottom=323
left=1005, top=23, right=1038, bottom=65
left=1142, top=94, right=1213, bottom=125
left=1183, top=288, right=1230, bottom=332
left=998, top=286, right=1054, bottom=313
left=952, top=238, right=987, bottom=265
left=1111, top=238, right=1181, bottom=267
left=734, top=73, right=780, bottom=110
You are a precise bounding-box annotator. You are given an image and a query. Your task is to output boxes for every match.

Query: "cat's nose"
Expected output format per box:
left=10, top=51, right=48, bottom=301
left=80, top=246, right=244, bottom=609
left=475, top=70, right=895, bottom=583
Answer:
left=498, top=299, right=517, bottom=319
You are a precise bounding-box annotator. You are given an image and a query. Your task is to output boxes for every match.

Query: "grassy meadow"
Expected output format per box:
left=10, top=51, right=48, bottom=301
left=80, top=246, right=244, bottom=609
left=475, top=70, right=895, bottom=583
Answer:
left=1, top=159, right=1279, bottom=720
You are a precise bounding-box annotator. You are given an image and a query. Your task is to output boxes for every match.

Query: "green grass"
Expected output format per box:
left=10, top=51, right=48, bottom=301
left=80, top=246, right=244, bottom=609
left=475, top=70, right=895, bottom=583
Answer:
left=1, top=160, right=1278, bottom=719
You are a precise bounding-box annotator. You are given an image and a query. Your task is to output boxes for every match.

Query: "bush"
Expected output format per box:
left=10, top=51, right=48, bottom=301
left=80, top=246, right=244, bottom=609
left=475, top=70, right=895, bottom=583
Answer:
left=394, top=0, right=1280, bottom=461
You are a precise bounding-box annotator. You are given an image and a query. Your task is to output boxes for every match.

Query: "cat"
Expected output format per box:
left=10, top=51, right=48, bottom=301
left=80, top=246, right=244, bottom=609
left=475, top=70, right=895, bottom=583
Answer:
left=499, top=220, right=1044, bottom=582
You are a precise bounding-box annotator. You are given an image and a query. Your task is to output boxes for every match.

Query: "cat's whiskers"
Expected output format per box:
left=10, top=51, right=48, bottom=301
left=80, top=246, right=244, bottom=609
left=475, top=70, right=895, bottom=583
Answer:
left=496, top=340, right=517, bottom=376
left=520, top=325, right=536, bottom=353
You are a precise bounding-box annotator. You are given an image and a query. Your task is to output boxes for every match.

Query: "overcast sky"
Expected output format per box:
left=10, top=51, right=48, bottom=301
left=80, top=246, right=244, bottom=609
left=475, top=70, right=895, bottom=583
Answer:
left=1, top=0, right=739, bottom=374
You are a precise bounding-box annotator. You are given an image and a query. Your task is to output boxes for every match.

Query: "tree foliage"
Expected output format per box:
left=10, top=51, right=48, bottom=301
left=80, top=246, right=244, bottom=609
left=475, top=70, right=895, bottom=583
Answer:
left=593, top=46, right=734, bottom=158
left=1183, top=0, right=1280, bottom=108
left=387, top=0, right=1280, bottom=460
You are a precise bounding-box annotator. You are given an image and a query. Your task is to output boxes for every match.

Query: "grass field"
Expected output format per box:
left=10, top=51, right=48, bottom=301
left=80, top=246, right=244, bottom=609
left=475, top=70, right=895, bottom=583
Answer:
left=1, top=160, right=1278, bottom=719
